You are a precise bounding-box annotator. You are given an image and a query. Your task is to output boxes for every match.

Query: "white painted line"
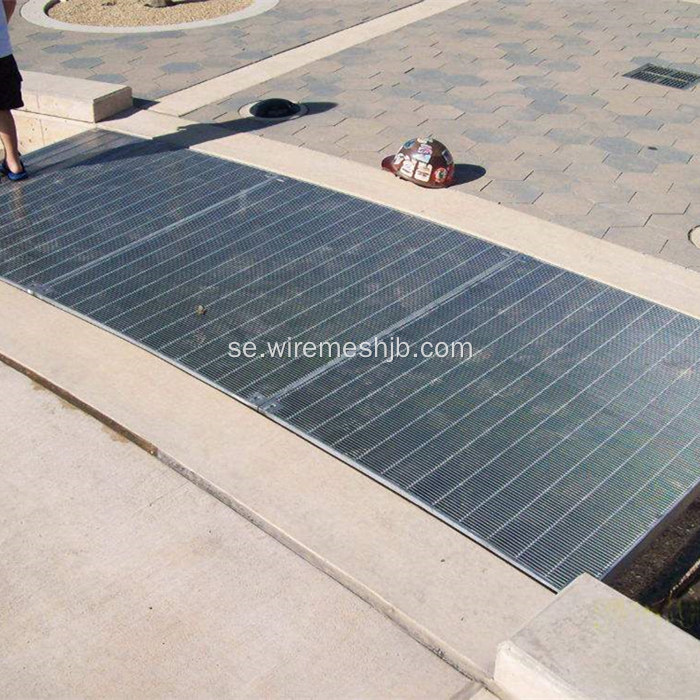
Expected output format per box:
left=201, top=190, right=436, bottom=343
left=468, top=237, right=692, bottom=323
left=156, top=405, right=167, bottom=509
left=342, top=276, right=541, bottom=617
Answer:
left=152, top=0, right=469, bottom=117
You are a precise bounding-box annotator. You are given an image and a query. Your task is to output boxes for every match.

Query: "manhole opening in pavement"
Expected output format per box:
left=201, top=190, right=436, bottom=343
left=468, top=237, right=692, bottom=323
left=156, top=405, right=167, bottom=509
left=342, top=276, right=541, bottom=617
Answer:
left=240, top=98, right=308, bottom=122
left=624, top=63, right=700, bottom=90
left=690, top=226, right=700, bottom=248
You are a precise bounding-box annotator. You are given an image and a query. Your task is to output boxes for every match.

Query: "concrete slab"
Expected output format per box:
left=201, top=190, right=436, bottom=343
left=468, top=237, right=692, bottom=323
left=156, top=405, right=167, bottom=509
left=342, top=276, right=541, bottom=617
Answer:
left=21, top=71, right=132, bottom=123
left=0, top=362, right=476, bottom=698
left=495, top=575, right=700, bottom=699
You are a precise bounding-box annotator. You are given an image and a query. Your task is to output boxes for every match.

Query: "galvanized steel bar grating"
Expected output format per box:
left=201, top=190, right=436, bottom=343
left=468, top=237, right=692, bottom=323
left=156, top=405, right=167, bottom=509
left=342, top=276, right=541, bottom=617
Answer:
left=3, top=131, right=700, bottom=590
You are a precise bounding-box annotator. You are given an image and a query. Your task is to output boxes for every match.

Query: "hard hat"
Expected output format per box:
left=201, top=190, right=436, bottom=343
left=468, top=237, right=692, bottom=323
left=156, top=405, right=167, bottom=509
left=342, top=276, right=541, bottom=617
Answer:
left=381, top=137, right=455, bottom=188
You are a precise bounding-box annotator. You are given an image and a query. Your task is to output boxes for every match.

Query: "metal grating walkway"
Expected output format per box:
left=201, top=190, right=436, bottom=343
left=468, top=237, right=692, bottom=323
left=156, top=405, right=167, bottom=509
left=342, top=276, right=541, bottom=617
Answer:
left=3, top=130, right=700, bottom=590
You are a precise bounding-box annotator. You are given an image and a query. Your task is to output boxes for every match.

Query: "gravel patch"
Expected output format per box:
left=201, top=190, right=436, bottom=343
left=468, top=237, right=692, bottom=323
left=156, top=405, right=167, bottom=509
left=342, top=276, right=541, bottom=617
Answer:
left=49, top=0, right=254, bottom=27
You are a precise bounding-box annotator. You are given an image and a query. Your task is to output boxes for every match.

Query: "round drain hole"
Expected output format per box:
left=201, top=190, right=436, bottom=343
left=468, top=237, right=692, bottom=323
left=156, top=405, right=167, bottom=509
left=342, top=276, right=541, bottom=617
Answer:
left=689, top=226, right=700, bottom=248
left=240, top=98, right=308, bottom=122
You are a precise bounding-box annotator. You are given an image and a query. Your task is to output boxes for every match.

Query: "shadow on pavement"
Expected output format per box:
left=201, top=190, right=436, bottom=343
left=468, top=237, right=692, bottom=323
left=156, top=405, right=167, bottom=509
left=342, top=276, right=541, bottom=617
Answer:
left=452, top=163, right=487, bottom=186
left=102, top=101, right=337, bottom=156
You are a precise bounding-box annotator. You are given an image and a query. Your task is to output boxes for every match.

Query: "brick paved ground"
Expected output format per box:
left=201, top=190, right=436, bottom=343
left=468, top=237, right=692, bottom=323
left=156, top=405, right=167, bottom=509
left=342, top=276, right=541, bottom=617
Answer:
left=185, top=0, right=700, bottom=270
left=11, top=0, right=418, bottom=99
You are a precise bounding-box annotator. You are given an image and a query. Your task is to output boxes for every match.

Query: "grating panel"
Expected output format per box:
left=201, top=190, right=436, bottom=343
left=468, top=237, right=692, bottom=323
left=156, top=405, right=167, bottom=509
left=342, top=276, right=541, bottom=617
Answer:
left=623, top=63, right=700, bottom=90
left=3, top=131, right=700, bottom=590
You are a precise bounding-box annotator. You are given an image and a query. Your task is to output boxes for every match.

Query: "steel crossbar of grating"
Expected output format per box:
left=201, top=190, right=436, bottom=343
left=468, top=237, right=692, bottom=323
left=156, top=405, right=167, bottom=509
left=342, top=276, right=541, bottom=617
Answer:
left=3, top=131, right=700, bottom=590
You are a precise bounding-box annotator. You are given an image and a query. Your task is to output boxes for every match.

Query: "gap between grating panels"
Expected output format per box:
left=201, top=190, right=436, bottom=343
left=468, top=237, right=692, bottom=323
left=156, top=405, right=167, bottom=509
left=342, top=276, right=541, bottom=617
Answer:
left=623, top=63, right=700, bottom=90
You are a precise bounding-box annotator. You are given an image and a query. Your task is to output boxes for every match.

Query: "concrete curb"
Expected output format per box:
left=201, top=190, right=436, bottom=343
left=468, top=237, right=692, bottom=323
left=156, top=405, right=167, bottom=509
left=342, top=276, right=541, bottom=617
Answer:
left=21, top=0, right=279, bottom=34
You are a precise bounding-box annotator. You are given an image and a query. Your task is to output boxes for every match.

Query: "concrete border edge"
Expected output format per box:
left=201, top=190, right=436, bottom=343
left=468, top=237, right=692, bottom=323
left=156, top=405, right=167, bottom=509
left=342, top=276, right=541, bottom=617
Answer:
left=21, top=0, right=279, bottom=34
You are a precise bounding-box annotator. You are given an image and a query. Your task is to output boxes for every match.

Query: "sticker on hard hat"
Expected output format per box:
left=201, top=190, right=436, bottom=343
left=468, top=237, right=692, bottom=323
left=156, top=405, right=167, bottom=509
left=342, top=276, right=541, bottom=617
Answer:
left=400, top=159, right=417, bottom=178
left=435, top=167, right=448, bottom=183
left=414, top=163, right=433, bottom=182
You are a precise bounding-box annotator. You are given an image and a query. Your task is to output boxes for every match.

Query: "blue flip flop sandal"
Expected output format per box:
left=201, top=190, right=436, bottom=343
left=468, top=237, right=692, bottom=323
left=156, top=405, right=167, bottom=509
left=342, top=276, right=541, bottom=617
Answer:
left=1, top=159, right=28, bottom=181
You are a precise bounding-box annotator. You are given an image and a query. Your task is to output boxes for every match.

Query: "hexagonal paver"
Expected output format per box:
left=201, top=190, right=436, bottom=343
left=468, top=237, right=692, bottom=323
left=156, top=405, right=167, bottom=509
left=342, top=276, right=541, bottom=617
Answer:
left=643, top=146, right=693, bottom=165
left=414, top=104, right=465, bottom=120
left=336, top=133, right=394, bottom=152
left=588, top=204, right=649, bottom=228
left=61, top=57, right=104, bottom=70
left=658, top=239, right=700, bottom=268
left=546, top=129, right=594, bottom=146
left=481, top=180, right=543, bottom=204
left=294, top=126, right=345, bottom=144
left=646, top=213, right=698, bottom=235
left=161, top=62, right=203, bottom=74
left=574, top=181, right=635, bottom=204
left=592, top=137, right=644, bottom=156
left=604, top=227, right=669, bottom=254
left=482, top=161, right=534, bottom=180
left=536, top=193, right=594, bottom=217
left=603, top=153, right=658, bottom=174
left=461, top=127, right=513, bottom=145
left=42, top=44, right=85, bottom=55
left=631, top=192, right=691, bottom=215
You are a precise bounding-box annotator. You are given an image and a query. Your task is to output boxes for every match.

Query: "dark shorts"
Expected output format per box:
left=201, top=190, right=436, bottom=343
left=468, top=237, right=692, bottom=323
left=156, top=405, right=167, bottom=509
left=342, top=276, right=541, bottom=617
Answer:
left=0, top=54, right=23, bottom=111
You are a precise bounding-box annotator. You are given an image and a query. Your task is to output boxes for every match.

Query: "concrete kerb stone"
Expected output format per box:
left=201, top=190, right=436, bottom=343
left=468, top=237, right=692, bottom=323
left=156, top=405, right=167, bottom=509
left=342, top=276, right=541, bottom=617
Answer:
left=21, top=0, right=279, bottom=34
left=495, top=574, right=700, bottom=699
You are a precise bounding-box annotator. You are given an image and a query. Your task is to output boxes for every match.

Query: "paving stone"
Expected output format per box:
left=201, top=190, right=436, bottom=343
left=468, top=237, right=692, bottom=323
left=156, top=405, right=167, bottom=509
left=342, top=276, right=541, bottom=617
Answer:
left=658, top=239, right=700, bottom=268
left=345, top=150, right=391, bottom=167
left=573, top=180, right=635, bottom=204
left=461, top=127, right=513, bottom=144
left=336, top=133, right=395, bottom=152
left=643, top=146, right=693, bottom=165
left=414, top=104, right=465, bottom=120
left=554, top=144, right=607, bottom=164
left=603, top=226, right=669, bottom=254
left=61, top=57, right=104, bottom=70
left=293, top=125, right=345, bottom=144
left=516, top=153, right=574, bottom=172
left=593, top=136, right=644, bottom=155
left=588, top=203, right=649, bottom=228
left=480, top=180, right=543, bottom=204
left=42, top=44, right=85, bottom=55
left=646, top=213, right=698, bottom=234
left=335, top=103, right=387, bottom=119
left=335, top=117, right=386, bottom=136
left=604, top=153, right=658, bottom=173
left=15, top=0, right=421, bottom=99
left=161, top=62, right=203, bottom=74
left=482, top=161, right=534, bottom=180
left=631, top=191, right=691, bottom=215
left=546, top=129, right=594, bottom=146
left=536, top=193, right=594, bottom=217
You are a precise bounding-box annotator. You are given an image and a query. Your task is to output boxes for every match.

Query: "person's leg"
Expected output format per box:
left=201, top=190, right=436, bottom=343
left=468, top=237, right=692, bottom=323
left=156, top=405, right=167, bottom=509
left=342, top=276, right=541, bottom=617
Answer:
left=0, top=109, right=22, bottom=174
